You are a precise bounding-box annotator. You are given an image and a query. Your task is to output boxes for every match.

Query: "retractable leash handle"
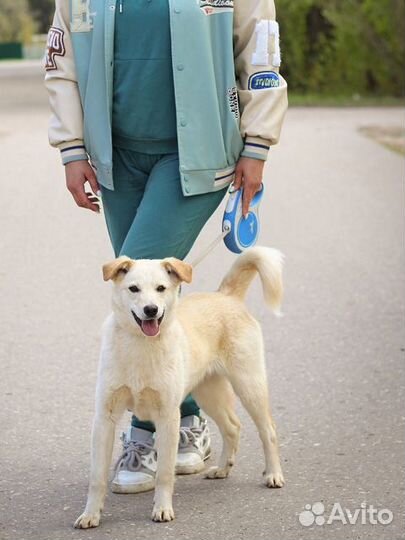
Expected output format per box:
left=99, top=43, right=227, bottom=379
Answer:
left=222, top=183, right=264, bottom=254
left=190, top=183, right=264, bottom=267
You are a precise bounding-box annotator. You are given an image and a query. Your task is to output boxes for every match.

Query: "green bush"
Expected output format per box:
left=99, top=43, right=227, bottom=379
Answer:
left=277, top=0, right=405, bottom=96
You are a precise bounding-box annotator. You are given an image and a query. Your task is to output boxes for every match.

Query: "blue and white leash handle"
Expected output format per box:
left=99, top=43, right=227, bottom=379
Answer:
left=222, top=183, right=264, bottom=254
left=190, top=183, right=264, bottom=267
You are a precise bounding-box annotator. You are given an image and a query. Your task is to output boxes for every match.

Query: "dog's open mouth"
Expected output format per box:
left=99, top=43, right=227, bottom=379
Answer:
left=131, top=310, right=165, bottom=337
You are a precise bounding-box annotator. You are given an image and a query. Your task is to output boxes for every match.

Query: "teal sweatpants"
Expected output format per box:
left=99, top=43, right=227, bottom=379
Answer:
left=100, top=146, right=228, bottom=431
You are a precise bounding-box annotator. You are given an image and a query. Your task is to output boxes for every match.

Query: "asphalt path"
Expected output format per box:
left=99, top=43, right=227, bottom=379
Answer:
left=0, top=61, right=404, bottom=540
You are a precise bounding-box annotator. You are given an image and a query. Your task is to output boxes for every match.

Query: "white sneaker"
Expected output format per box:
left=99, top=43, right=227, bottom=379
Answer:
left=175, top=415, right=211, bottom=475
left=111, top=416, right=211, bottom=494
left=111, top=427, right=156, bottom=494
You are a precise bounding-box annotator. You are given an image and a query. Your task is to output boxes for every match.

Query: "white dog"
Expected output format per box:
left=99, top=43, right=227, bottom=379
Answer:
left=74, top=246, right=285, bottom=528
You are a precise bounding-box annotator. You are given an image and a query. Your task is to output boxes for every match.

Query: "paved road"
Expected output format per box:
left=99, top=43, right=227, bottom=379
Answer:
left=1, top=61, right=404, bottom=540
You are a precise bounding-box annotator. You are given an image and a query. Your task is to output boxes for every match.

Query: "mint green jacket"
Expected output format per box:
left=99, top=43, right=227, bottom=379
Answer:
left=44, top=0, right=288, bottom=196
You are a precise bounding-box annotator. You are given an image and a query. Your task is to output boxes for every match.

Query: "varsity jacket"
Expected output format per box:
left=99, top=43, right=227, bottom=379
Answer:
left=44, top=0, right=288, bottom=196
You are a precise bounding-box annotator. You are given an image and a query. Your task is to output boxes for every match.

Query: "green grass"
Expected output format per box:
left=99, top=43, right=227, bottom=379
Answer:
left=289, top=93, right=405, bottom=107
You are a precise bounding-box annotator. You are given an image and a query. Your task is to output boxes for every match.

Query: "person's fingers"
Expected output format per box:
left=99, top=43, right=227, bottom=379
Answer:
left=85, top=166, right=100, bottom=196
left=241, top=177, right=263, bottom=217
left=65, top=161, right=100, bottom=212
left=242, top=187, right=255, bottom=217
left=70, top=182, right=99, bottom=212
left=85, top=191, right=102, bottom=212
left=233, top=165, right=243, bottom=191
left=86, top=194, right=99, bottom=203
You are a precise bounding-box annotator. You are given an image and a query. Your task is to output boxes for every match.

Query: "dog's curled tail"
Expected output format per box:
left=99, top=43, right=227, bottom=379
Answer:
left=218, top=247, right=284, bottom=315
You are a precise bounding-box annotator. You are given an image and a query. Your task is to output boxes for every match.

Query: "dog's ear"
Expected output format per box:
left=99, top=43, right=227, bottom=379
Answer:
left=102, top=256, right=134, bottom=282
left=162, top=258, right=192, bottom=284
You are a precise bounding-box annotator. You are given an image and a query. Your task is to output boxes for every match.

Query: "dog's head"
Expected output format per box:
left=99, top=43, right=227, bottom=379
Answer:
left=102, top=256, right=192, bottom=338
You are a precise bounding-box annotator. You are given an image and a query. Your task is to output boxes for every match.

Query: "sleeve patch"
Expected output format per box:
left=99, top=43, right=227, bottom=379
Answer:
left=251, top=20, right=281, bottom=67
left=269, top=21, right=281, bottom=67
left=45, top=26, right=65, bottom=71
left=251, top=20, right=269, bottom=66
left=248, top=71, right=280, bottom=90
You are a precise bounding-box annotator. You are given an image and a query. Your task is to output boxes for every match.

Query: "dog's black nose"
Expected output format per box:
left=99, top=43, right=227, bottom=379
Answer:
left=143, top=304, right=158, bottom=318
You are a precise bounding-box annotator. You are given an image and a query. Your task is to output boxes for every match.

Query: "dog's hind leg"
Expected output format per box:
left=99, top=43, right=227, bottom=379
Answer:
left=227, top=334, right=285, bottom=488
left=192, top=374, right=241, bottom=479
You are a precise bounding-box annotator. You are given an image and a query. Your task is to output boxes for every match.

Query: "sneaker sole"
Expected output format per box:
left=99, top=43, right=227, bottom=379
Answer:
left=175, top=448, right=212, bottom=475
left=111, top=478, right=155, bottom=494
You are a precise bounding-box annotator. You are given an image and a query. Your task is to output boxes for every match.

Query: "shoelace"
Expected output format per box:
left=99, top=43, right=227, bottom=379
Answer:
left=114, top=437, right=156, bottom=472
left=178, top=424, right=204, bottom=449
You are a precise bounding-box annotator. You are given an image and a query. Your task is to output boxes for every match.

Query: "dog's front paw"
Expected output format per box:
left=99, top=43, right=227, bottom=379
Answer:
left=74, top=511, right=101, bottom=529
left=151, top=505, right=175, bottom=522
left=264, top=471, right=285, bottom=488
left=205, top=466, right=229, bottom=479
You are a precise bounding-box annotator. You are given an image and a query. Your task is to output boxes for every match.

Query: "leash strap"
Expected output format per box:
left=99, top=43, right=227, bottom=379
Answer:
left=190, top=226, right=230, bottom=267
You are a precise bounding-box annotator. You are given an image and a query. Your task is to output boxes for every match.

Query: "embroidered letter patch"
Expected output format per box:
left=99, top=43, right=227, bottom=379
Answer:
left=45, top=27, right=65, bottom=71
left=248, top=71, right=280, bottom=90
left=198, top=0, right=233, bottom=16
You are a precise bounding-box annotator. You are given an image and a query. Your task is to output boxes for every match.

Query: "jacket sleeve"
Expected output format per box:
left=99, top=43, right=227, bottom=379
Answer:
left=233, top=0, right=288, bottom=161
left=44, top=0, right=88, bottom=165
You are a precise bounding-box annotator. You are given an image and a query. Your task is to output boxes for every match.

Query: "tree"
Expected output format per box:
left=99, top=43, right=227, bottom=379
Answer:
left=27, top=0, right=54, bottom=34
left=0, top=0, right=36, bottom=43
left=276, top=0, right=405, bottom=96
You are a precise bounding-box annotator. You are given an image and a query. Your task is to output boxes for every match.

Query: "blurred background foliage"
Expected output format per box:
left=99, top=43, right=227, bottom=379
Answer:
left=28, top=0, right=54, bottom=34
left=0, top=0, right=403, bottom=97
left=277, top=0, right=405, bottom=97
left=0, top=0, right=37, bottom=43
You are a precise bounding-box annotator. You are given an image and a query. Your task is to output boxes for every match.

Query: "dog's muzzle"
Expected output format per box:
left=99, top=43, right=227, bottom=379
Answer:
left=131, top=310, right=165, bottom=337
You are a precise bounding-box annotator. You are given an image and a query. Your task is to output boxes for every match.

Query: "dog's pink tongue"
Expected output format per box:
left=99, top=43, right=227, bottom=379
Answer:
left=141, top=319, right=160, bottom=337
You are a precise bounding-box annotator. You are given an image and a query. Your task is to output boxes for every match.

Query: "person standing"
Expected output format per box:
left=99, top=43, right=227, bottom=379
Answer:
left=44, top=0, right=288, bottom=495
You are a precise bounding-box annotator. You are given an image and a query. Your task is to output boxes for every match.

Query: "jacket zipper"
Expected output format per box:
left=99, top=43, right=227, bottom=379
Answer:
left=119, top=0, right=123, bottom=13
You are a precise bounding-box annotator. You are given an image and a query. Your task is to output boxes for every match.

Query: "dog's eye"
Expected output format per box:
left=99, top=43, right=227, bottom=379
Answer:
left=156, top=285, right=166, bottom=293
left=129, top=285, right=140, bottom=293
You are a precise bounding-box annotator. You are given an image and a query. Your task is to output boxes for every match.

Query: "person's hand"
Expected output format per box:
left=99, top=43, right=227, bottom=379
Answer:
left=65, top=160, right=100, bottom=213
left=233, top=156, right=265, bottom=217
